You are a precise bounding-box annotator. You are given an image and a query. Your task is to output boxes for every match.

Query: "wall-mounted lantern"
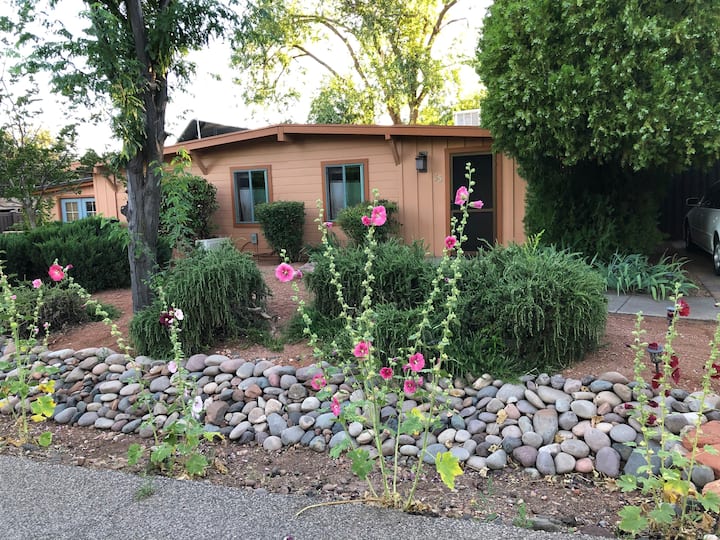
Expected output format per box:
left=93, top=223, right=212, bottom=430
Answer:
left=415, top=152, right=428, bottom=173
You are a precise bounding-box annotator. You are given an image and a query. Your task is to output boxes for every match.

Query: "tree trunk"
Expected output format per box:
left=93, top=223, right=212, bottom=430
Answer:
left=125, top=0, right=168, bottom=314
left=125, top=157, right=160, bottom=313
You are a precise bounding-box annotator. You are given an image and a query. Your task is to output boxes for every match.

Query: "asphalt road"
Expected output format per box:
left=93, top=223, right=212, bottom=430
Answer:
left=0, top=455, right=607, bottom=540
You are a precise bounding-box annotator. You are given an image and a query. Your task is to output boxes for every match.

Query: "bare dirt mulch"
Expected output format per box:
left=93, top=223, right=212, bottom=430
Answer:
left=4, top=262, right=720, bottom=537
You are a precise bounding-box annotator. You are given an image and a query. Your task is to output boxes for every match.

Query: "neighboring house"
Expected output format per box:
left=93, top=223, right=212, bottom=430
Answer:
left=0, top=198, right=22, bottom=232
left=164, top=123, right=526, bottom=257
left=47, top=168, right=127, bottom=224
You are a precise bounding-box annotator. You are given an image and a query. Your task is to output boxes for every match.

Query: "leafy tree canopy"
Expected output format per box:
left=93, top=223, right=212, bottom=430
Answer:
left=6, top=0, right=238, bottom=311
left=0, top=71, right=78, bottom=229
left=233, top=0, right=474, bottom=124
left=476, top=0, right=720, bottom=173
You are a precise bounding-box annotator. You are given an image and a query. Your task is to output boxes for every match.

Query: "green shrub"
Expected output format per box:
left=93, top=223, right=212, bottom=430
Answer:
left=159, top=150, right=219, bottom=251
left=130, top=245, right=270, bottom=358
left=255, top=201, right=306, bottom=261
left=0, top=217, right=171, bottom=293
left=523, top=162, right=666, bottom=260
left=455, top=238, right=607, bottom=374
left=12, top=282, right=118, bottom=337
left=303, top=237, right=606, bottom=378
left=592, top=252, right=697, bottom=299
left=336, top=199, right=400, bottom=245
left=306, top=239, right=432, bottom=316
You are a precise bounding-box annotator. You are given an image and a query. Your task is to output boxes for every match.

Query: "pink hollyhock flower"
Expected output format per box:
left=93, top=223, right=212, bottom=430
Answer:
left=331, top=396, right=341, bottom=417
left=403, top=378, right=418, bottom=396
left=10, top=294, right=16, bottom=300
left=678, top=299, right=690, bottom=317
left=311, top=373, right=327, bottom=390
left=361, top=215, right=372, bottom=226
left=370, top=206, right=387, bottom=226
left=294, top=270, right=303, bottom=280
left=168, top=361, right=178, bottom=374
left=324, top=222, right=333, bottom=228
left=444, top=236, right=457, bottom=250
left=406, top=352, right=425, bottom=372
left=275, top=262, right=295, bottom=282
left=469, top=200, right=484, bottom=209
left=32, top=279, right=42, bottom=289
left=173, top=308, right=184, bottom=321
left=48, top=264, right=65, bottom=282
left=454, top=186, right=469, bottom=206
left=379, top=367, right=393, bottom=380
left=353, top=341, right=370, bottom=358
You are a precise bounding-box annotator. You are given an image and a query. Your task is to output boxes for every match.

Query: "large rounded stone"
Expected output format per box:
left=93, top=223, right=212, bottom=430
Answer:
left=560, top=439, right=590, bottom=458
left=570, top=400, right=597, bottom=419
left=584, top=427, right=611, bottom=452
left=280, top=426, right=305, bottom=446
left=485, top=449, right=508, bottom=470
left=533, top=408, right=559, bottom=445
left=496, top=384, right=526, bottom=403
left=554, top=452, right=576, bottom=474
left=535, top=451, right=556, bottom=475
left=595, top=446, right=621, bottom=477
left=609, top=423, right=637, bottom=443
left=512, top=446, right=538, bottom=468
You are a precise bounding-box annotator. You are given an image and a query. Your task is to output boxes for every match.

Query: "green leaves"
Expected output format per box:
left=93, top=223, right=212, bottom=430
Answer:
left=435, top=451, right=463, bottom=490
left=36, top=431, right=52, bottom=448
left=127, top=443, right=144, bottom=466
left=618, top=505, right=649, bottom=536
left=348, top=448, right=374, bottom=480
left=477, top=0, right=720, bottom=173
left=232, top=0, right=468, bottom=124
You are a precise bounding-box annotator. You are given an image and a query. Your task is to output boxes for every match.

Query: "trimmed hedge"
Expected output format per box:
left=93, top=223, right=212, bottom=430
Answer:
left=0, top=217, right=171, bottom=293
left=130, top=244, right=270, bottom=358
left=255, top=201, right=306, bottom=261
left=336, top=199, right=400, bottom=246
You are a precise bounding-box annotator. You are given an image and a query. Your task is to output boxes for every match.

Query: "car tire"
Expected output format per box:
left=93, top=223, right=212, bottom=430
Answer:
left=714, top=240, right=720, bottom=276
left=684, top=222, right=695, bottom=251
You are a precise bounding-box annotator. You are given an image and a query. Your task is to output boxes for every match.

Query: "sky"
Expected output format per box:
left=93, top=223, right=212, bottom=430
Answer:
left=5, top=0, right=492, bottom=154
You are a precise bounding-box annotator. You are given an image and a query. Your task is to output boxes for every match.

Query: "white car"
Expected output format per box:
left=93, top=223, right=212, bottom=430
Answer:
left=684, top=181, right=720, bottom=274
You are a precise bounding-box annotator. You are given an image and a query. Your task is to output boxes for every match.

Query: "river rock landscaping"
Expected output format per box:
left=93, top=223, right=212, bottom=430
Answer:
left=3, top=342, right=720, bottom=498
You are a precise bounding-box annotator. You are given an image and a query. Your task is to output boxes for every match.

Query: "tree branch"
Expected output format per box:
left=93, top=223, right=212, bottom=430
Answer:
left=294, top=46, right=342, bottom=78
left=296, top=15, right=371, bottom=87
left=427, top=0, right=459, bottom=49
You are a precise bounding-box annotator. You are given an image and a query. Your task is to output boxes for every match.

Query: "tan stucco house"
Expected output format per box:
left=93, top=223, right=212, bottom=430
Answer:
left=165, top=123, right=526, bottom=256
left=50, top=123, right=527, bottom=257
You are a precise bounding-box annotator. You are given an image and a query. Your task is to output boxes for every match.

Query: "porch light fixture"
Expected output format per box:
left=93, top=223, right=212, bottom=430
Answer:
left=415, top=151, right=428, bottom=172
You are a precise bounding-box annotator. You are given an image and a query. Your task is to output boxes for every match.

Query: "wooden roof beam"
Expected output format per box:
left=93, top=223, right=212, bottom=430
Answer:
left=385, top=133, right=401, bottom=166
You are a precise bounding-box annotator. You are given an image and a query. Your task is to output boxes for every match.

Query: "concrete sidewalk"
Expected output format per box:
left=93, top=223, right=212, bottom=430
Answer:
left=0, top=455, right=606, bottom=540
left=607, top=293, right=720, bottom=321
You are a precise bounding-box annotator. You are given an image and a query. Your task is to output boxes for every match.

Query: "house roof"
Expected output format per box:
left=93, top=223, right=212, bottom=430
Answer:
left=175, top=119, right=247, bottom=143
left=164, top=123, right=492, bottom=155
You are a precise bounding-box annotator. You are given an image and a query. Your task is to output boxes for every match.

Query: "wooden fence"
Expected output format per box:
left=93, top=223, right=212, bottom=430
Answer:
left=0, top=213, right=22, bottom=233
